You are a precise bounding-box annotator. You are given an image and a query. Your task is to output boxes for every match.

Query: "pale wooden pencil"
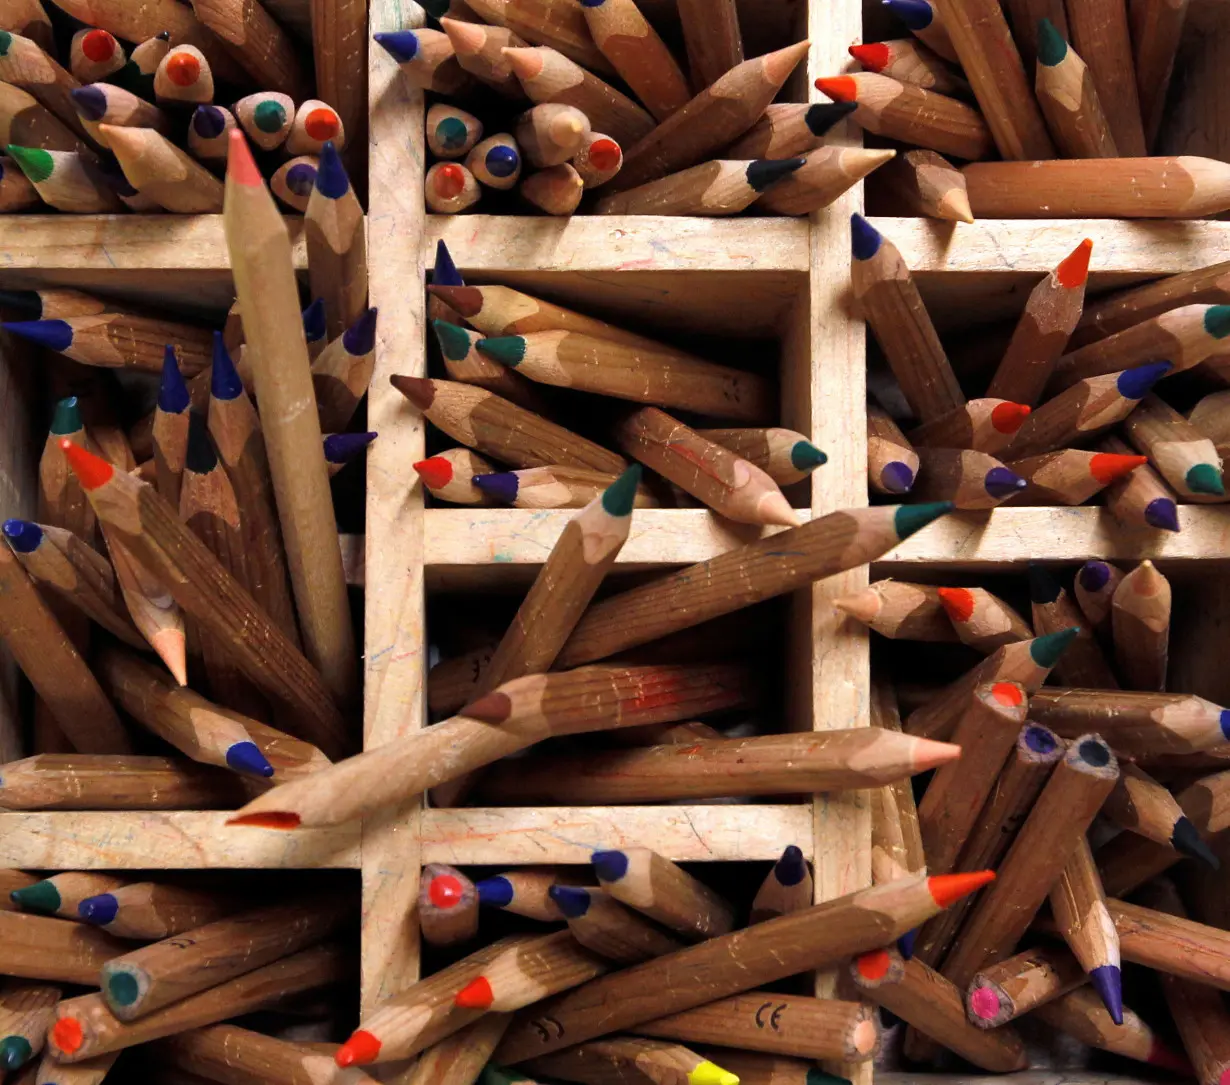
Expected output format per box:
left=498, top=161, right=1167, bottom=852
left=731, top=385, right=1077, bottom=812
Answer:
left=965, top=942, right=1086, bottom=1028
left=190, top=0, right=307, bottom=98
left=0, top=908, right=129, bottom=985
left=1131, top=0, right=1188, bottom=149
left=0, top=31, right=89, bottom=140
left=1066, top=0, right=1147, bottom=155
left=305, top=141, right=367, bottom=340
left=1049, top=836, right=1123, bottom=1022
left=1112, top=559, right=1171, bottom=690
left=99, top=123, right=223, bottom=213
left=592, top=847, right=735, bottom=940
left=156, top=1023, right=378, bottom=1085
left=676, top=0, right=741, bottom=88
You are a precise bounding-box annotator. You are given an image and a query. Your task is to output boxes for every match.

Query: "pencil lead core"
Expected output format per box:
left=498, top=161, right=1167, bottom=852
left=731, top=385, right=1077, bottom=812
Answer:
left=1035, top=17, right=1067, bottom=66
left=927, top=869, right=995, bottom=908
left=1056, top=238, right=1093, bottom=287
left=335, top=1030, right=381, bottom=1067
left=158, top=346, right=190, bottom=414
left=60, top=439, right=114, bottom=491
left=602, top=464, right=642, bottom=517
left=1144, top=497, right=1180, bottom=532
left=454, top=975, right=493, bottom=1009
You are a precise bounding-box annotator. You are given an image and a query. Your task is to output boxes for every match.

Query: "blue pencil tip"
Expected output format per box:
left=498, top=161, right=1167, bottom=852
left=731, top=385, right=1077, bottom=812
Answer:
left=850, top=213, right=882, bottom=260
left=880, top=461, right=915, bottom=493
left=210, top=331, right=244, bottom=401
left=158, top=346, right=190, bottom=414
left=314, top=141, right=350, bottom=199
left=3, top=318, right=73, bottom=352
left=897, top=928, right=918, bottom=960
left=342, top=307, right=378, bottom=356
left=323, top=431, right=377, bottom=464
left=2, top=519, right=41, bottom=553
left=985, top=466, right=1027, bottom=499
left=548, top=885, right=592, bottom=917
left=774, top=845, right=808, bottom=886
left=191, top=103, right=228, bottom=138
left=484, top=144, right=521, bottom=178
left=225, top=740, right=275, bottom=778
left=1089, top=965, right=1122, bottom=1026
left=71, top=84, right=108, bottom=121
left=592, top=849, right=629, bottom=882
left=78, top=892, right=119, bottom=925
left=1144, top=497, right=1180, bottom=532
left=475, top=875, right=514, bottom=908
left=471, top=472, right=520, bottom=503
left=1116, top=360, right=1172, bottom=400
left=302, top=297, right=327, bottom=343
left=374, top=30, right=419, bottom=61
left=884, top=0, right=934, bottom=29
left=433, top=239, right=463, bottom=286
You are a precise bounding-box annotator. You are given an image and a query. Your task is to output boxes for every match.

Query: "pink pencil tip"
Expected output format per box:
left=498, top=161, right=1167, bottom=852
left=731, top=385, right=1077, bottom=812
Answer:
left=227, top=129, right=262, bottom=186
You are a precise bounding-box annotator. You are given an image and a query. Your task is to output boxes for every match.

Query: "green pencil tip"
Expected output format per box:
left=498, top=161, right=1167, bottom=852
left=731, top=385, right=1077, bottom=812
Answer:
left=0, top=1036, right=32, bottom=1070
left=893, top=501, right=953, bottom=539
left=431, top=319, right=472, bottom=361
left=475, top=335, right=526, bottom=367
left=1035, top=17, right=1067, bottom=66
left=106, top=970, right=140, bottom=1008
left=10, top=879, right=61, bottom=913
left=790, top=440, right=828, bottom=471
left=6, top=144, right=53, bottom=184
left=1186, top=463, right=1225, bottom=495
left=49, top=395, right=82, bottom=436
left=1031, top=625, right=1079, bottom=667
left=1205, top=305, right=1230, bottom=340
left=807, top=1071, right=853, bottom=1085
left=601, top=463, right=642, bottom=516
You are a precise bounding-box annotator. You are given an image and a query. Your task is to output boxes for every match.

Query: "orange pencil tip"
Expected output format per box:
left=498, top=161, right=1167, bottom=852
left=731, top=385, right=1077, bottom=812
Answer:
left=928, top=870, right=995, bottom=908
left=1057, top=238, right=1093, bottom=288
left=815, top=76, right=857, bottom=102
left=52, top=1017, right=83, bottom=1055
left=1090, top=453, right=1148, bottom=485
left=935, top=586, right=974, bottom=622
left=454, top=976, right=494, bottom=1009
left=166, top=50, right=200, bottom=86
left=225, top=811, right=303, bottom=830
left=856, top=948, right=892, bottom=979
left=59, top=438, right=114, bottom=491
left=460, top=691, right=511, bottom=724
left=990, top=402, right=1031, bottom=433
left=227, top=128, right=262, bottom=186
left=336, top=1030, right=381, bottom=1067
left=991, top=681, right=1024, bottom=707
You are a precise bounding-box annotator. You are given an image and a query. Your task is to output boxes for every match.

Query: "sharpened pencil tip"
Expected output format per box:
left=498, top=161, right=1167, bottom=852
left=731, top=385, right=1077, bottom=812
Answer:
left=323, top=432, right=377, bottom=465
left=883, top=0, right=935, bottom=30
left=897, top=928, right=917, bottom=959
left=601, top=463, right=642, bottom=517
left=59, top=438, right=114, bottom=491
left=78, top=892, right=119, bottom=925
left=454, top=975, right=493, bottom=1009
left=1145, top=498, right=1180, bottom=532
left=0, top=1036, right=31, bottom=1070
left=928, top=869, right=994, bottom=908
left=592, top=849, right=629, bottom=882
left=893, top=501, right=952, bottom=539
left=1186, top=463, right=1225, bottom=496
left=2, top=518, right=41, bottom=553
left=1027, top=563, right=1062, bottom=605
left=1089, top=452, right=1146, bottom=485
left=991, top=402, right=1031, bottom=433
left=984, top=466, right=1027, bottom=498
left=807, top=1070, right=852, bottom=1085
left=850, top=212, right=882, bottom=259
left=475, top=335, right=525, bottom=366
left=774, top=844, right=808, bottom=886
left=226, top=740, right=275, bottom=778
left=1078, top=559, right=1112, bottom=592
left=226, top=129, right=261, bottom=186
left=391, top=374, right=435, bottom=409
left=476, top=875, right=514, bottom=907
left=834, top=589, right=881, bottom=623
left=472, top=472, right=519, bottom=503
left=336, top=1030, right=381, bottom=1067
left=758, top=491, right=803, bottom=527
left=10, top=880, right=60, bottom=913
left=50, top=396, right=81, bottom=436
left=816, top=75, right=857, bottom=104
left=1057, top=237, right=1093, bottom=287
left=1030, top=625, right=1078, bottom=667
left=937, top=188, right=974, bottom=224
left=689, top=1060, right=739, bottom=1085
left=71, top=84, right=108, bottom=121
left=790, top=440, right=827, bottom=471
left=548, top=884, right=591, bottom=917
left=427, top=284, right=481, bottom=315
left=1036, top=16, right=1067, bottom=66
left=1089, top=965, right=1123, bottom=1025
left=3, top=318, right=72, bottom=352
left=158, top=345, right=190, bottom=414
left=501, top=46, right=543, bottom=80
left=461, top=691, right=512, bottom=724
left=805, top=101, right=857, bottom=136
left=746, top=157, right=806, bottom=192
left=314, top=140, right=349, bottom=199
left=1173, top=816, right=1220, bottom=869
left=913, top=737, right=962, bottom=770
left=848, top=42, right=889, bottom=70
left=1116, top=360, right=1171, bottom=400
left=226, top=811, right=302, bottom=829
left=434, top=239, right=463, bottom=286
left=374, top=30, right=420, bottom=61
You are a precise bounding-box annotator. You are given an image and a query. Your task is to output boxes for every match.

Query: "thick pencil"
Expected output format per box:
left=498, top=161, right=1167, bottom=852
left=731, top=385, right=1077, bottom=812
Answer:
left=100, top=123, right=223, bottom=212
left=580, top=0, right=688, bottom=121
left=519, top=162, right=580, bottom=214
left=478, top=869, right=567, bottom=922
left=557, top=503, right=952, bottom=666
left=963, top=156, right=1230, bottom=217
left=415, top=448, right=496, bottom=505
left=78, top=881, right=237, bottom=940
left=965, top=942, right=1085, bottom=1028
left=675, top=0, right=741, bottom=88
left=465, top=132, right=523, bottom=189
left=524, top=1037, right=739, bottom=1085
left=50, top=944, right=347, bottom=1062
left=71, top=83, right=168, bottom=148
left=1026, top=566, right=1117, bottom=688
left=156, top=1023, right=377, bottom=1085
left=875, top=147, right=973, bottom=223
left=0, top=981, right=58, bottom=1071
left=751, top=846, right=813, bottom=924
left=421, top=863, right=479, bottom=947
left=153, top=44, right=212, bottom=105
left=1049, top=836, right=1122, bottom=1021
left=513, top=103, right=587, bottom=167
left=4, top=146, right=121, bottom=212
left=189, top=0, right=307, bottom=98
left=0, top=908, right=128, bottom=984
left=726, top=102, right=857, bottom=160
left=852, top=215, right=963, bottom=423
left=225, top=129, right=357, bottom=710
left=0, top=31, right=89, bottom=141
left=549, top=885, right=681, bottom=963
left=400, top=1014, right=513, bottom=1085
left=1111, top=559, right=1171, bottom=690
left=462, top=0, right=615, bottom=75
left=1006, top=448, right=1145, bottom=507
left=428, top=101, right=481, bottom=159
left=835, top=579, right=957, bottom=641
left=910, top=447, right=1026, bottom=509
left=494, top=872, right=993, bottom=1062
left=306, top=142, right=366, bottom=341
left=1124, top=393, right=1226, bottom=501
left=393, top=376, right=627, bottom=474
left=311, top=307, right=378, bottom=432
left=610, top=43, right=811, bottom=192
left=1, top=312, right=212, bottom=376
left=373, top=29, right=475, bottom=93
left=1065, top=0, right=1146, bottom=155
left=867, top=402, right=919, bottom=494
left=596, top=157, right=804, bottom=216
left=1035, top=984, right=1189, bottom=1070
left=1102, top=762, right=1218, bottom=866
left=233, top=91, right=294, bottom=151
left=850, top=39, right=969, bottom=96
left=1029, top=686, right=1230, bottom=754
left=289, top=100, right=348, bottom=157
left=440, top=17, right=525, bottom=96
left=936, top=587, right=1031, bottom=653
left=0, top=79, right=83, bottom=153
left=987, top=239, right=1092, bottom=406
left=816, top=72, right=993, bottom=161
left=10, top=872, right=126, bottom=919
left=1034, top=18, right=1117, bottom=158
left=687, top=428, right=825, bottom=487
left=1131, top=0, right=1188, bottom=149
left=1106, top=894, right=1230, bottom=989
left=152, top=348, right=190, bottom=507
left=454, top=929, right=609, bottom=1012
left=1073, top=558, right=1123, bottom=631
left=591, top=848, right=734, bottom=940
left=757, top=145, right=895, bottom=216
left=69, top=29, right=126, bottom=94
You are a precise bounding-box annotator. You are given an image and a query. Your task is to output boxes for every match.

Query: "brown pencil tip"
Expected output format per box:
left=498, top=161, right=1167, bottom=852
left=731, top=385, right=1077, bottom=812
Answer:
left=937, top=188, right=974, bottom=224
left=911, top=736, right=962, bottom=771
left=928, top=870, right=995, bottom=908
left=426, top=284, right=481, bottom=316
left=226, top=811, right=302, bottom=829
left=501, top=46, right=543, bottom=80
left=461, top=691, right=512, bottom=724
left=763, top=40, right=811, bottom=85
left=391, top=374, right=435, bottom=410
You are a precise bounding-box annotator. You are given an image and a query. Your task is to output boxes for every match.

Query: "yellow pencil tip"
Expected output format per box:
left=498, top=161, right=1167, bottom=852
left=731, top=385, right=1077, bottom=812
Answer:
left=690, top=1062, right=739, bottom=1085
left=758, top=491, right=803, bottom=528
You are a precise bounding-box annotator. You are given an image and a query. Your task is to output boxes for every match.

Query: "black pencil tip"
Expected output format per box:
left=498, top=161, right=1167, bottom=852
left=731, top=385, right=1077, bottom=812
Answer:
left=746, top=157, right=806, bottom=191
left=1027, top=563, right=1063, bottom=605
left=1172, top=817, right=1220, bottom=869
left=184, top=410, right=217, bottom=474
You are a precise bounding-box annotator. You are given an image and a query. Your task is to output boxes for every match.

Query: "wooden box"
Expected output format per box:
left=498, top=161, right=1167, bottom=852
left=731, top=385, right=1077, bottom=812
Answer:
left=1, top=0, right=1230, bottom=1082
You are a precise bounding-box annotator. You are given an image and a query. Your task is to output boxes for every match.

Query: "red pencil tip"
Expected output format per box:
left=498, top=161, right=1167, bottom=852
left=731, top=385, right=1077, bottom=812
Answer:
left=390, top=374, right=435, bottom=410
left=1057, top=238, right=1093, bottom=288
left=935, top=586, right=974, bottom=622
left=227, top=129, right=262, bottom=186
left=990, top=402, right=1031, bottom=433
left=336, top=1030, right=381, bottom=1067
left=855, top=948, right=892, bottom=979
left=461, top=691, right=512, bottom=724
left=413, top=457, right=453, bottom=489
left=1090, top=452, right=1148, bottom=485
left=429, top=873, right=465, bottom=908
left=304, top=107, right=340, bottom=141
left=52, top=1017, right=83, bottom=1055
left=815, top=76, right=858, bottom=102
left=166, top=50, right=200, bottom=86
left=454, top=976, right=493, bottom=1009
left=848, top=43, right=890, bottom=71
left=225, top=811, right=302, bottom=830
left=588, top=137, right=621, bottom=171
left=433, top=163, right=466, bottom=199
left=59, top=438, right=114, bottom=491
left=928, top=870, right=995, bottom=908
left=81, top=29, right=116, bottom=61
left=991, top=681, right=1024, bottom=707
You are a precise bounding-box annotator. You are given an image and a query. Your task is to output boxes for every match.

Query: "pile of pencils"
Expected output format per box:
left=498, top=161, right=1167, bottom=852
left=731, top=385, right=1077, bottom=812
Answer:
left=826, top=0, right=1230, bottom=220
left=385, top=0, right=895, bottom=217
left=0, top=0, right=357, bottom=213
left=860, top=218, right=1230, bottom=526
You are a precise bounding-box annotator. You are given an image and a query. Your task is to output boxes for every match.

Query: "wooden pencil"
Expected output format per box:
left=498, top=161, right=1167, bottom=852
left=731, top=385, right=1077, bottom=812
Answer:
left=77, top=881, right=236, bottom=940
left=305, top=142, right=366, bottom=342
left=151, top=348, right=190, bottom=507
left=128, top=30, right=172, bottom=82
left=69, top=28, right=124, bottom=84
left=548, top=885, right=681, bottom=963
left=675, top=0, right=741, bottom=88
left=1006, top=448, right=1146, bottom=507
left=100, top=123, right=223, bottom=212
left=1102, top=761, right=1219, bottom=865
left=190, top=0, right=307, bottom=99
left=596, top=156, right=803, bottom=215
left=1034, top=984, right=1188, bottom=1070
left=580, top=0, right=688, bottom=121
left=1190, top=388, right=1230, bottom=467
left=750, top=846, right=813, bottom=924
left=9, top=872, right=126, bottom=919
left=1124, top=393, right=1226, bottom=501
left=227, top=660, right=748, bottom=828
left=524, top=1037, right=740, bottom=1085
left=427, top=160, right=481, bottom=213
left=726, top=102, right=857, bottom=160
left=373, top=29, right=475, bottom=93
left=1026, top=565, right=1118, bottom=687
left=885, top=0, right=959, bottom=61
left=1111, top=559, right=1171, bottom=690
left=851, top=215, right=963, bottom=423
left=399, top=1014, right=513, bottom=1085
left=474, top=463, right=659, bottom=510
left=0, top=153, right=38, bottom=209
left=513, top=103, right=588, bottom=167
left=38, top=398, right=97, bottom=551
left=754, top=145, right=894, bottom=215
left=440, top=16, right=526, bottom=96
left=311, top=309, right=377, bottom=432
left=696, top=428, right=825, bottom=486
left=233, top=92, right=294, bottom=150
left=2, top=312, right=211, bottom=376
left=420, top=863, right=479, bottom=947
left=0, top=981, right=58, bottom=1071
left=1050, top=836, right=1122, bottom=1020
left=1034, top=18, right=1118, bottom=159
left=225, top=130, right=358, bottom=711
left=468, top=133, right=523, bottom=188
left=1001, top=361, right=1171, bottom=459
left=477, top=869, right=567, bottom=922
left=0, top=753, right=248, bottom=810
left=963, top=156, right=1230, bottom=217
left=610, top=42, right=810, bottom=193
left=911, top=447, right=1027, bottom=509
left=938, top=735, right=1118, bottom=994
left=0, top=286, right=107, bottom=320
left=273, top=160, right=324, bottom=215
left=391, top=376, right=627, bottom=473
left=965, top=942, right=1085, bottom=1028
left=0, top=0, right=51, bottom=52
left=71, top=83, right=168, bottom=148
left=1030, top=686, right=1230, bottom=754
left=1065, top=0, right=1146, bottom=155
left=415, top=448, right=496, bottom=505
left=0, top=78, right=84, bottom=151
left=1106, top=894, right=1230, bottom=989
left=590, top=847, right=734, bottom=940
left=935, top=586, right=1030, bottom=653
left=0, top=31, right=89, bottom=141
left=1073, top=558, right=1124, bottom=631
left=816, top=72, right=994, bottom=161
left=153, top=44, right=212, bottom=106
left=987, top=239, right=1092, bottom=406
left=519, top=162, right=581, bottom=214
left=308, top=0, right=364, bottom=172
left=61, top=440, right=350, bottom=759
left=100, top=894, right=351, bottom=1020
left=0, top=907, right=128, bottom=984
left=4, top=146, right=122, bottom=212
left=429, top=101, right=481, bottom=159
left=634, top=992, right=877, bottom=1064
left=454, top=929, right=609, bottom=1013
left=156, top=1023, right=378, bottom=1085
left=32, top=1049, right=118, bottom=1084
left=50, top=943, right=347, bottom=1062
left=850, top=39, right=969, bottom=96
left=835, top=579, right=957, bottom=641
left=875, top=147, right=973, bottom=223
left=1131, top=0, right=1189, bottom=150
left=494, top=871, right=993, bottom=1063
left=462, top=0, right=615, bottom=75
left=188, top=103, right=235, bottom=165
left=867, top=403, right=920, bottom=494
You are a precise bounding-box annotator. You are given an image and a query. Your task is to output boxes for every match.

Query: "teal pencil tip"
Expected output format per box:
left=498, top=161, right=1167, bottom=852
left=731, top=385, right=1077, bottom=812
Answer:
left=0, top=1036, right=32, bottom=1070
left=790, top=440, right=828, bottom=471
left=10, top=879, right=61, bottom=913
left=1035, top=16, right=1067, bottom=65
left=49, top=395, right=81, bottom=436
left=807, top=1070, right=853, bottom=1085
left=1205, top=304, right=1230, bottom=340
left=601, top=463, right=642, bottom=517
left=1187, top=463, right=1225, bottom=495
left=1031, top=625, right=1079, bottom=667
left=431, top=319, right=472, bottom=361
left=475, top=335, right=526, bottom=367
left=893, top=501, right=953, bottom=539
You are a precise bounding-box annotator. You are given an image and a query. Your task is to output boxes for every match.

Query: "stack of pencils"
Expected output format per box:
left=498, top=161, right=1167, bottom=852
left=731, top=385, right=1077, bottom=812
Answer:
left=0, top=0, right=358, bottom=214
left=826, top=0, right=1230, bottom=220
left=859, top=215, right=1230, bottom=528
left=379, top=0, right=895, bottom=217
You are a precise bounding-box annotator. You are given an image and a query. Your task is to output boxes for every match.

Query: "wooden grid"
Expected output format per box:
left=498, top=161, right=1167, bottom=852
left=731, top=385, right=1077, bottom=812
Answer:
left=0, top=0, right=1226, bottom=1081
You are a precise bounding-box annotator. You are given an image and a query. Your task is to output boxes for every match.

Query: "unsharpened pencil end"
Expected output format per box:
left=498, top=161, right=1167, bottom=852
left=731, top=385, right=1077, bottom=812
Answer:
left=336, top=1030, right=381, bottom=1067
left=602, top=463, right=642, bottom=517
left=913, top=737, right=962, bottom=771
left=1173, top=816, right=1220, bottom=868
left=226, top=740, right=275, bottom=778
left=461, top=690, right=512, bottom=724
left=226, top=128, right=261, bottom=187
left=454, top=975, right=493, bottom=1009
left=548, top=884, right=591, bottom=917
left=758, top=491, right=803, bottom=528
left=226, top=810, right=302, bottom=829
left=391, top=374, right=436, bottom=410
left=834, top=589, right=881, bottom=624
left=51, top=1017, right=83, bottom=1056
left=928, top=869, right=994, bottom=908
left=59, top=438, right=114, bottom=491
left=1089, top=965, right=1123, bottom=1026
left=1057, top=237, right=1093, bottom=288
left=1030, top=625, right=1079, bottom=667
left=78, top=892, right=119, bottom=925
left=1186, top=463, right=1225, bottom=496
left=893, top=501, right=953, bottom=540
left=689, top=1061, right=739, bottom=1085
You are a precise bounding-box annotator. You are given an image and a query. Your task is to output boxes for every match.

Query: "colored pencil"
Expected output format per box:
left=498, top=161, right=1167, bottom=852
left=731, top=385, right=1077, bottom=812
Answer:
left=1103, top=761, right=1218, bottom=866
left=156, top=1023, right=377, bottom=1085
left=400, top=1014, right=513, bottom=1085
left=306, top=143, right=367, bottom=344
left=1111, top=559, right=1171, bottom=690
left=129, top=30, right=172, bottom=83
left=190, top=0, right=307, bottom=99
left=479, top=328, right=773, bottom=423
left=1106, top=894, right=1230, bottom=989
left=580, top=0, right=689, bottom=121
left=0, top=153, right=38, bottom=208
left=0, top=286, right=106, bottom=320
left=415, top=448, right=496, bottom=505
left=439, top=16, right=526, bottom=96
left=675, top=0, right=741, bottom=87
left=524, top=1037, right=739, bottom=1085
left=373, top=29, right=475, bottom=94
left=494, top=872, right=992, bottom=1063
left=1131, top=0, right=1189, bottom=149
left=0, top=32, right=89, bottom=141
left=835, top=579, right=957, bottom=641
left=427, top=101, right=482, bottom=159
left=427, top=161, right=481, bottom=213
left=1190, top=388, right=1230, bottom=467
left=917, top=681, right=1028, bottom=876
left=0, top=0, right=51, bottom=52
left=153, top=44, right=212, bottom=105
left=749, top=846, right=813, bottom=924
left=229, top=660, right=741, bottom=829
left=1027, top=565, right=1117, bottom=687
left=1002, top=362, right=1171, bottom=459
left=696, top=428, right=825, bottom=486
left=392, top=376, right=627, bottom=473
left=0, top=981, right=58, bottom=1071
left=71, top=83, right=168, bottom=147
left=885, top=0, right=959, bottom=61
left=1028, top=686, right=1230, bottom=754
left=4, top=146, right=122, bottom=212
left=966, top=942, right=1084, bottom=1028
left=1065, top=0, right=1145, bottom=155
left=1035, top=984, right=1186, bottom=1071
left=1124, top=393, right=1226, bottom=501
left=473, top=464, right=659, bottom=508
left=233, top=91, right=294, bottom=150
left=549, top=885, right=681, bottom=963
left=78, top=881, right=236, bottom=940
left=100, top=123, right=223, bottom=212
left=911, top=447, right=1027, bottom=509
left=454, top=929, right=608, bottom=1013
left=0, top=907, right=129, bottom=984
left=964, top=156, right=1230, bottom=217
left=1054, top=302, right=1230, bottom=388
left=421, top=863, right=479, bottom=947
left=39, top=396, right=96, bottom=553
left=197, top=108, right=240, bottom=167
left=10, top=872, right=126, bottom=919
left=468, top=132, right=523, bottom=188
left=634, top=992, right=877, bottom=1064
left=876, top=147, right=973, bottom=223
left=611, top=43, right=810, bottom=193
left=726, top=102, right=856, bottom=160
left=590, top=848, right=734, bottom=941
left=462, top=0, right=615, bottom=76
left=512, top=103, right=586, bottom=169
left=0, top=753, right=248, bottom=810
left=49, top=944, right=347, bottom=1062
left=755, top=145, right=894, bottom=215
left=225, top=130, right=358, bottom=711
left=850, top=38, right=969, bottom=96
left=61, top=441, right=350, bottom=758
left=987, top=239, right=1092, bottom=406
left=69, top=28, right=124, bottom=84
left=1050, top=836, right=1122, bottom=1020
left=519, top=161, right=582, bottom=213
left=311, top=308, right=377, bottom=431
left=1034, top=18, right=1118, bottom=158
left=1073, top=558, right=1123, bottom=631
left=935, top=585, right=1031, bottom=653
left=3, top=312, right=210, bottom=377
left=1006, top=447, right=1146, bottom=506
left=149, top=348, right=190, bottom=509
left=323, top=431, right=375, bottom=476
left=558, top=502, right=951, bottom=666
left=477, top=869, right=567, bottom=922
left=852, top=215, right=964, bottom=423
left=867, top=403, right=919, bottom=494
